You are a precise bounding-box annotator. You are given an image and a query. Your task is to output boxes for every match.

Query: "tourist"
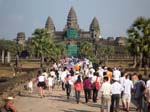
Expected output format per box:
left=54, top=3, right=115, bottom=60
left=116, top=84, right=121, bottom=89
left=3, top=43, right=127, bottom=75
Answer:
left=92, top=72, right=101, bottom=103
left=145, top=74, right=150, bottom=111
left=0, top=96, right=17, bottom=112
left=110, top=77, right=123, bottom=112
left=133, top=74, right=146, bottom=112
left=83, top=76, right=92, bottom=103
left=60, top=67, right=68, bottom=91
left=106, top=67, right=113, bottom=83
left=100, top=76, right=112, bottom=112
left=37, top=70, right=47, bottom=98
left=122, top=74, right=133, bottom=112
left=65, top=74, right=72, bottom=99
left=27, top=79, right=33, bottom=93
left=74, top=75, right=83, bottom=104
left=47, top=75, right=54, bottom=94
left=112, top=67, right=121, bottom=81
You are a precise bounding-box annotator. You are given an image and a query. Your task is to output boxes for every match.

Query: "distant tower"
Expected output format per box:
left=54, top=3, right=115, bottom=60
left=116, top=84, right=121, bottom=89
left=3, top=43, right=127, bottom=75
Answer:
left=16, top=32, right=26, bottom=47
left=89, top=17, right=100, bottom=38
left=45, top=16, right=55, bottom=36
left=64, top=6, right=80, bottom=30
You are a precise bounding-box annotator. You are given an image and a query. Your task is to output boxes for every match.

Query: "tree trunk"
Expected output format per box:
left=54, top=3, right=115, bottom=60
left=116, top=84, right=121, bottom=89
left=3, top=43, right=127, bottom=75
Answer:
left=2, top=50, right=5, bottom=64
left=40, top=55, right=44, bottom=68
left=139, top=53, right=143, bottom=68
left=15, top=54, right=19, bottom=67
left=133, top=55, right=137, bottom=68
left=7, top=51, right=11, bottom=63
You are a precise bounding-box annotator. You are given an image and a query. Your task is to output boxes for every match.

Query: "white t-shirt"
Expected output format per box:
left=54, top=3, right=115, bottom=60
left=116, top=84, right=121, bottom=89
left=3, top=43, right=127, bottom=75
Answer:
left=100, top=82, right=112, bottom=95
left=48, top=77, right=53, bottom=86
left=123, top=79, right=133, bottom=95
left=42, top=72, right=48, bottom=79
left=146, top=79, right=150, bottom=88
left=112, top=82, right=123, bottom=94
left=50, top=71, right=56, bottom=78
left=38, top=75, right=45, bottom=82
left=60, top=71, right=67, bottom=81
left=113, top=70, right=121, bottom=81
left=28, top=81, right=33, bottom=88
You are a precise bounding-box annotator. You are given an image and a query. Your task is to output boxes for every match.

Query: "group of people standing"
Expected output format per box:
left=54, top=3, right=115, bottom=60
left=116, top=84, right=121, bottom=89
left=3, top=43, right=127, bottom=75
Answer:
left=27, top=57, right=150, bottom=112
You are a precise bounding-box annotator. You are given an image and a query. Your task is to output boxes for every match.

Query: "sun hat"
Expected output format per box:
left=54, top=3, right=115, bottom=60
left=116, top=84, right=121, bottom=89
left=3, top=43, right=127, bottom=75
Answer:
left=4, top=96, right=14, bottom=101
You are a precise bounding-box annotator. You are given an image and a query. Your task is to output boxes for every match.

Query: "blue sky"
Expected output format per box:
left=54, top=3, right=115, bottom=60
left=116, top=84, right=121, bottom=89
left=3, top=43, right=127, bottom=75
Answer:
left=0, top=0, right=150, bottom=39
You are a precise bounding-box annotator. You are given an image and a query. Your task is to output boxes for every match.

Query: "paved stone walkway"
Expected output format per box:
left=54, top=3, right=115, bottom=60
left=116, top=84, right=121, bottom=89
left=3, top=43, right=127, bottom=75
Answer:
left=15, top=84, right=137, bottom=112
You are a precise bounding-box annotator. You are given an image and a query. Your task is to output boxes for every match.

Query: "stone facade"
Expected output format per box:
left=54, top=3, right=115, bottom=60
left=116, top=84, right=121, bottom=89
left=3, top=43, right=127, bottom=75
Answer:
left=16, top=7, right=127, bottom=56
left=45, top=7, right=101, bottom=43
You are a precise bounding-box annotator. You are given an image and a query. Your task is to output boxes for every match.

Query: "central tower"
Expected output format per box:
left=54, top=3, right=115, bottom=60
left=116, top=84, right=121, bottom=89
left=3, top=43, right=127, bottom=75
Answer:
left=64, top=6, right=80, bottom=30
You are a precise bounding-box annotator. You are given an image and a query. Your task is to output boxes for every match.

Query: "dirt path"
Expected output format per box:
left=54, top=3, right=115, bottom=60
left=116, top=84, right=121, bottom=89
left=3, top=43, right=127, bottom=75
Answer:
left=15, top=84, right=136, bottom=112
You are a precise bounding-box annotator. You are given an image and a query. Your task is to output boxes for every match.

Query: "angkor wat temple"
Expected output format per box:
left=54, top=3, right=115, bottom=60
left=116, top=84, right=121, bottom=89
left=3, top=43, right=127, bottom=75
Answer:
left=17, top=7, right=127, bottom=56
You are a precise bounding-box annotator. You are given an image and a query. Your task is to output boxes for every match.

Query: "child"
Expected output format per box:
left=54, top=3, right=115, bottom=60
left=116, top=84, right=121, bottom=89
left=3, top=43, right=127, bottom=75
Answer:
left=47, top=75, right=54, bottom=94
left=27, top=79, right=33, bottom=93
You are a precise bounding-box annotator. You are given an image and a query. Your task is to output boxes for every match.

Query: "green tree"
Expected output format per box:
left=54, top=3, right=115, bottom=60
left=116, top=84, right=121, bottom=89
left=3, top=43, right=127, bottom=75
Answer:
left=29, top=28, right=62, bottom=68
left=79, top=41, right=94, bottom=58
left=0, top=39, right=23, bottom=64
left=127, top=17, right=150, bottom=68
left=97, top=45, right=115, bottom=65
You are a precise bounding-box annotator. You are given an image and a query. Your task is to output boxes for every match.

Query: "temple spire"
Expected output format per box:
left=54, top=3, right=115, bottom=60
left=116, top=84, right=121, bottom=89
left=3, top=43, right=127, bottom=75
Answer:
left=90, top=17, right=100, bottom=38
left=45, top=16, right=55, bottom=33
left=65, top=6, right=80, bottom=30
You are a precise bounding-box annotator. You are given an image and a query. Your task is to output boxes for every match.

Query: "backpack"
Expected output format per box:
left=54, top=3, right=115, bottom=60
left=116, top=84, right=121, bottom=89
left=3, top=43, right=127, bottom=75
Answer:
left=93, top=77, right=100, bottom=90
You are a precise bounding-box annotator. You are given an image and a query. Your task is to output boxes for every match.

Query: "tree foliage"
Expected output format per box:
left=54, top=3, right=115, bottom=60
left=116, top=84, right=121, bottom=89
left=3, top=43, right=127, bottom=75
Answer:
left=127, top=17, right=150, bottom=67
left=29, top=28, right=62, bottom=67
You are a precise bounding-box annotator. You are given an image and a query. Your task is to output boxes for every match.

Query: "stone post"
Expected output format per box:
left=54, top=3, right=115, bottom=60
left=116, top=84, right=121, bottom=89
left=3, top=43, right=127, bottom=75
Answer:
left=2, top=50, right=5, bottom=64
left=7, top=51, right=11, bottom=63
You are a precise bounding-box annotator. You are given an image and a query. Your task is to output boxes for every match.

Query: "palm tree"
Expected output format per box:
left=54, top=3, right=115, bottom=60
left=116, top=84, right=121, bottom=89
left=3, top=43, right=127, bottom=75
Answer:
left=29, top=28, right=62, bottom=68
left=127, top=17, right=150, bottom=68
left=30, top=28, right=52, bottom=68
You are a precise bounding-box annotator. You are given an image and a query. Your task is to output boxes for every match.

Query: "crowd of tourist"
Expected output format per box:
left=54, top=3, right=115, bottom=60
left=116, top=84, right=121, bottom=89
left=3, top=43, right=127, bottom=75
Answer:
left=1, top=57, right=150, bottom=112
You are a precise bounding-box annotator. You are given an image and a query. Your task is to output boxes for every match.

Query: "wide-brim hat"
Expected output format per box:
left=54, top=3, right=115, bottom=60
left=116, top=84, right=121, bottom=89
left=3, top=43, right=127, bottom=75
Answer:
left=4, top=96, right=14, bottom=101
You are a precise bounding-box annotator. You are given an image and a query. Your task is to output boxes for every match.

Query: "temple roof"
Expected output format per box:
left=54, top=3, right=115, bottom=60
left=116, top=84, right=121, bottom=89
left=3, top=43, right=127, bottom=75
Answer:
left=90, top=17, right=100, bottom=31
left=68, top=6, right=77, bottom=19
left=45, top=16, right=55, bottom=31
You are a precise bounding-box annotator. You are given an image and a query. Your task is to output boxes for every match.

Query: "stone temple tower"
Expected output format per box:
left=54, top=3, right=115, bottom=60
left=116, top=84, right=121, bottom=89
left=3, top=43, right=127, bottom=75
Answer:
left=45, top=16, right=55, bottom=36
left=89, top=17, right=100, bottom=38
left=64, top=6, right=80, bottom=30
left=16, top=32, right=26, bottom=47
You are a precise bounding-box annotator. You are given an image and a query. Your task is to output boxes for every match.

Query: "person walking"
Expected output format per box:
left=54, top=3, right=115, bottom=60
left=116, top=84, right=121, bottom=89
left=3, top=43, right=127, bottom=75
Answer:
left=122, top=74, right=133, bottom=112
left=83, top=76, right=92, bottom=103
left=74, top=75, right=83, bottom=104
left=110, top=77, right=123, bottom=112
left=133, top=74, right=146, bottom=112
left=100, top=76, right=112, bottom=112
left=65, top=74, right=72, bottom=99
left=37, top=70, right=47, bottom=98
left=92, top=72, right=101, bottom=103
left=145, top=74, right=150, bottom=111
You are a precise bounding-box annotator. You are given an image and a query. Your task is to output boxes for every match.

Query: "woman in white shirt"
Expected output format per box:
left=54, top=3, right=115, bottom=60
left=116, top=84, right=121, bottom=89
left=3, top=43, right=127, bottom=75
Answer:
left=37, top=70, right=46, bottom=98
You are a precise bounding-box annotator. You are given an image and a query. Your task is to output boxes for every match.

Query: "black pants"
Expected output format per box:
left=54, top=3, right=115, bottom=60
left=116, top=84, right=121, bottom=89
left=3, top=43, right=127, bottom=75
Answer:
left=110, top=94, right=120, bottom=112
left=75, top=90, right=81, bottom=103
left=84, top=88, right=91, bottom=103
left=93, top=88, right=98, bottom=102
left=62, top=82, right=65, bottom=90
left=65, top=84, right=71, bottom=98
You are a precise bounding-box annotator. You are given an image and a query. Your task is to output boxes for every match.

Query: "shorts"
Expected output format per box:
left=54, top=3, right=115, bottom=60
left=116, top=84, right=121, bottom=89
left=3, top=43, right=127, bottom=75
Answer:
left=122, top=93, right=131, bottom=103
left=37, top=82, right=46, bottom=89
